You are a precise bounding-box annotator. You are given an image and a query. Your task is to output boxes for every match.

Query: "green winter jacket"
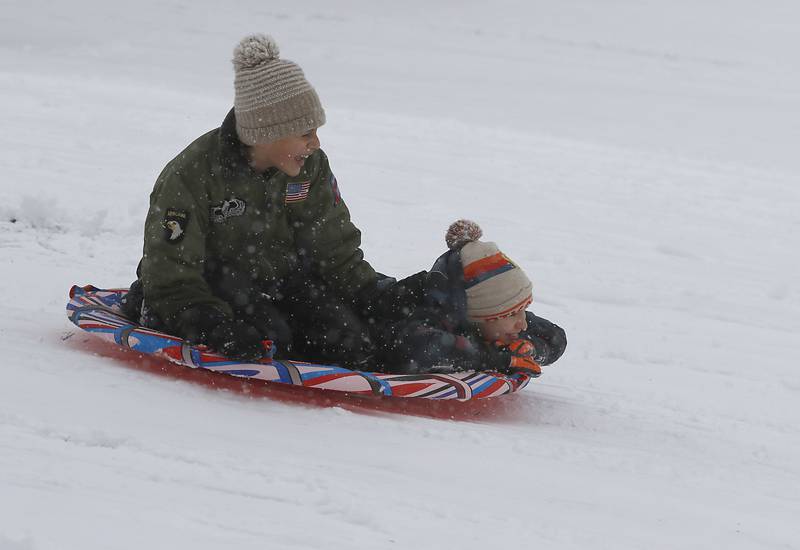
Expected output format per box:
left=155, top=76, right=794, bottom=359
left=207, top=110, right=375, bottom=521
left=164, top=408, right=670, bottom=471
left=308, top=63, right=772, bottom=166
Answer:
left=140, top=109, right=377, bottom=334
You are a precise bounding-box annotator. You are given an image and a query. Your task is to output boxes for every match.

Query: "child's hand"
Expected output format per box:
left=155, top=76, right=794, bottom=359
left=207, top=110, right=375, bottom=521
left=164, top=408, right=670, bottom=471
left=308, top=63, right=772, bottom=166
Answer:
left=494, top=338, right=542, bottom=376
left=501, top=336, right=553, bottom=366
left=508, top=354, right=542, bottom=376
left=209, top=319, right=266, bottom=362
left=506, top=338, right=536, bottom=357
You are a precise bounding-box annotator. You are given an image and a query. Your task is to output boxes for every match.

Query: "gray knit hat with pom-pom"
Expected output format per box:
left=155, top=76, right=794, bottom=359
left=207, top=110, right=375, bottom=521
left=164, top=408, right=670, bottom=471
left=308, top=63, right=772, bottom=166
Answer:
left=232, top=34, right=326, bottom=145
left=446, top=220, right=533, bottom=322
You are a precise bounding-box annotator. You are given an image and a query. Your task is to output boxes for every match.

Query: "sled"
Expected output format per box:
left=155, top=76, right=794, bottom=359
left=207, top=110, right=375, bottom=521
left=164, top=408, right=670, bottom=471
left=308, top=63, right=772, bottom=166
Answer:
left=66, top=285, right=533, bottom=402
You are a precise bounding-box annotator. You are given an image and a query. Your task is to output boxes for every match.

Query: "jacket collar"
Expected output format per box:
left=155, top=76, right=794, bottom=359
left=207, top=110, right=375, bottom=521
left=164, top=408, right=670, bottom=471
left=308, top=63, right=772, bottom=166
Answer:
left=218, top=108, right=247, bottom=178
left=218, top=108, right=280, bottom=181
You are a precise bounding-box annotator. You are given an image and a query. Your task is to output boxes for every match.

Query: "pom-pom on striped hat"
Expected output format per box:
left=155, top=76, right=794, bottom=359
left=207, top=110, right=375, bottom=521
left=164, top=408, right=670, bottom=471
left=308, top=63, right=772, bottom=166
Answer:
left=232, top=34, right=326, bottom=145
left=445, top=220, right=533, bottom=322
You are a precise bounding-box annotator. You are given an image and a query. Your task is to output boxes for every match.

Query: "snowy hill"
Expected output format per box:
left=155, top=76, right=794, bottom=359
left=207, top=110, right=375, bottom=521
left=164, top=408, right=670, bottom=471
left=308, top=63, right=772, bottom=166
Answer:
left=1, top=1, right=798, bottom=549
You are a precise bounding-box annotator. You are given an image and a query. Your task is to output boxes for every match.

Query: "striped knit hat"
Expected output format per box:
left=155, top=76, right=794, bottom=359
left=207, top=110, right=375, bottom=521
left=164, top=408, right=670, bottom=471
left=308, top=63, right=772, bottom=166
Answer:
left=232, top=34, right=326, bottom=145
left=445, top=220, right=533, bottom=322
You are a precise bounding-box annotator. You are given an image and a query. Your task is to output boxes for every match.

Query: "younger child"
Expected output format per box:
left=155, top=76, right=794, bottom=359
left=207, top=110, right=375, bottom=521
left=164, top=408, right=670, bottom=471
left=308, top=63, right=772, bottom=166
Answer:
left=371, top=220, right=567, bottom=374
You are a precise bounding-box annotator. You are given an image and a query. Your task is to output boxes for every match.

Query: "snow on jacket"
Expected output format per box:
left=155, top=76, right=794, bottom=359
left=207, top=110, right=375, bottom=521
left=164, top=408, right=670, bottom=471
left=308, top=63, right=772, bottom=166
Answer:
left=371, top=249, right=567, bottom=373
left=139, top=109, right=377, bottom=336
left=371, top=251, right=506, bottom=373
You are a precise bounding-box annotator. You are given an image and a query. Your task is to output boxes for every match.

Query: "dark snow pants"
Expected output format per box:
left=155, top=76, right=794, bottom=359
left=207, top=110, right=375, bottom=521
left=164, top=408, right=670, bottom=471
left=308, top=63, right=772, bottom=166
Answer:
left=121, top=276, right=373, bottom=368
left=241, top=279, right=373, bottom=367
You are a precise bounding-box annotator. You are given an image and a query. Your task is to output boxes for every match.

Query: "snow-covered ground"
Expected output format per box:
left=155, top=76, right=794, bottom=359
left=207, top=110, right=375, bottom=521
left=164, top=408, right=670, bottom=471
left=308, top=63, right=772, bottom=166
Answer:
left=2, top=1, right=799, bottom=548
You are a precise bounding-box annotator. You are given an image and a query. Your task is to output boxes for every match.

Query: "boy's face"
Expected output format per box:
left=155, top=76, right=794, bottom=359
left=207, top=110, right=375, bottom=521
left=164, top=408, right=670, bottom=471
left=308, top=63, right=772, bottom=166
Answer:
left=249, top=128, right=321, bottom=176
left=476, top=310, right=528, bottom=345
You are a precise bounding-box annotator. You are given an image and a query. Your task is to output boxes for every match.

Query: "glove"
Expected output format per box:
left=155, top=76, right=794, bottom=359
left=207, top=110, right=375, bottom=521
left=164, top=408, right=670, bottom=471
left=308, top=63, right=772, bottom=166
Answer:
left=207, top=319, right=266, bottom=362
left=506, top=338, right=536, bottom=357
left=507, top=338, right=542, bottom=375
left=175, top=304, right=266, bottom=362
left=508, top=355, right=542, bottom=376
left=498, top=338, right=542, bottom=376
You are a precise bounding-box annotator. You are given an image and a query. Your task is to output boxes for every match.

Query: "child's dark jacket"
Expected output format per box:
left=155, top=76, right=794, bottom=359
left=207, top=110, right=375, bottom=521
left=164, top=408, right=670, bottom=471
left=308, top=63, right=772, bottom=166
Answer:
left=371, top=249, right=567, bottom=374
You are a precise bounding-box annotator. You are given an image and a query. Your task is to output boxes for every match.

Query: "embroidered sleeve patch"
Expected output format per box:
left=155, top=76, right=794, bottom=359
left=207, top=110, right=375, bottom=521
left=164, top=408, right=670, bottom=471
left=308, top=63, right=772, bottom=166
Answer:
left=285, top=181, right=311, bottom=204
left=329, top=173, right=342, bottom=206
left=163, top=208, right=189, bottom=243
left=210, top=197, right=246, bottom=223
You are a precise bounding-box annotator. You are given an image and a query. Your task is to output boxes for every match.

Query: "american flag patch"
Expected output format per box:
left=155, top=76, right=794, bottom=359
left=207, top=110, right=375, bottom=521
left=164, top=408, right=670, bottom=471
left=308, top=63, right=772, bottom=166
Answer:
left=285, top=181, right=311, bottom=204
left=329, top=173, right=341, bottom=206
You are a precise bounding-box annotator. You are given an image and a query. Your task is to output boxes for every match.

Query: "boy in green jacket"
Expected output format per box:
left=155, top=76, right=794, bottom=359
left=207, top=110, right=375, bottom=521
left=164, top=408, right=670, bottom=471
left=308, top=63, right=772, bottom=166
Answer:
left=123, top=34, right=380, bottom=365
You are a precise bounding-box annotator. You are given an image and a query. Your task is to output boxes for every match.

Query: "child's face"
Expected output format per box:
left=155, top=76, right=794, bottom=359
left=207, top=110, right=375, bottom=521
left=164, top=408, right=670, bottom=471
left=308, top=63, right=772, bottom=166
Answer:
left=249, top=128, right=321, bottom=176
left=476, top=310, right=528, bottom=345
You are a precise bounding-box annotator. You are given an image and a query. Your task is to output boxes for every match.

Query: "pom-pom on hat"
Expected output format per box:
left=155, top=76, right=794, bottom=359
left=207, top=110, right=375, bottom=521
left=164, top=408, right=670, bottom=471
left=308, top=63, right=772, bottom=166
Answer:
left=232, top=34, right=326, bottom=145
left=446, top=220, right=533, bottom=322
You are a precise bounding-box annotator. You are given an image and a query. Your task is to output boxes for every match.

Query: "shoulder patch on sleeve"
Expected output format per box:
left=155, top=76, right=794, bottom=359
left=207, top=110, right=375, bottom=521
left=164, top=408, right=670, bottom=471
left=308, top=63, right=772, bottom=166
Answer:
left=163, top=208, right=189, bottom=243
left=329, top=173, right=342, bottom=206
